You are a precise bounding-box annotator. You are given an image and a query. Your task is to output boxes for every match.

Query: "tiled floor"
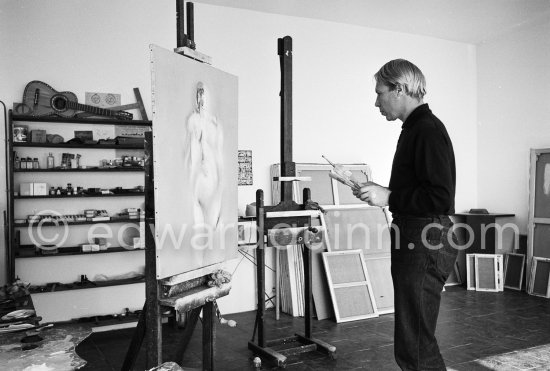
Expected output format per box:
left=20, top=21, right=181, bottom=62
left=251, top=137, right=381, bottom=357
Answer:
left=76, top=286, right=550, bottom=370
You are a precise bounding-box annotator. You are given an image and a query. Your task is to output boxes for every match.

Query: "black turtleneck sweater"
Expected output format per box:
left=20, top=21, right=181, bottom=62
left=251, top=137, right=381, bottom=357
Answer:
left=388, top=103, right=456, bottom=216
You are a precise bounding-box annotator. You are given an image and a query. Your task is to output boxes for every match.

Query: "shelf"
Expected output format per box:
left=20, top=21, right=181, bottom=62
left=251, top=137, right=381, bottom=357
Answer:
left=13, top=142, right=144, bottom=149
left=14, top=192, right=144, bottom=199
left=29, top=277, right=146, bottom=294
left=11, top=114, right=152, bottom=126
left=16, top=245, right=144, bottom=259
left=14, top=218, right=140, bottom=228
left=15, top=167, right=144, bottom=173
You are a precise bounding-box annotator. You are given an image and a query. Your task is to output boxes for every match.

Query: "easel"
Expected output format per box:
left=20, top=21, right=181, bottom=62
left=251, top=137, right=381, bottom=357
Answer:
left=122, top=132, right=229, bottom=371
left=247, top=36, right=336, bottom=368
left=122, top=2, right=226, bottom=370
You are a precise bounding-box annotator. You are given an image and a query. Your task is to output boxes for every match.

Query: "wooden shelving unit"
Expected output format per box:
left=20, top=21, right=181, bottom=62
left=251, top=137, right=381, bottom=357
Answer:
left=5, top=110, right=152, bottom=292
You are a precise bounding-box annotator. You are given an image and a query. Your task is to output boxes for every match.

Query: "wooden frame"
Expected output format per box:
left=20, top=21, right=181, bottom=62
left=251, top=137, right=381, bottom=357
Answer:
left=475, top=254, right=503, bottom=292
left=321, top=206, right=391, bottom=255
left=322, top=250, right=378, bottom=322
left=466, top=253, right=503, bottom=292
left=504, top=252, right=525, bottom=290
left=363, top=254, right=394, bottom=314
left=466, top=254, right=476, bottom=290
left=527, top=257, right=550, bottom=298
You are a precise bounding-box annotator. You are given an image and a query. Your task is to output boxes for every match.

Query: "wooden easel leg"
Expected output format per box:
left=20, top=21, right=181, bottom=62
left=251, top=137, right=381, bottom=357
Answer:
left=174, top=306, right=202, bottom=364
left=203, top=302, right=216, bottom=371
left=145, top=282, right=162, bottom=369
left=303, top=243, right=312, bottom=338
left=121, top=303, right=147, bottom=371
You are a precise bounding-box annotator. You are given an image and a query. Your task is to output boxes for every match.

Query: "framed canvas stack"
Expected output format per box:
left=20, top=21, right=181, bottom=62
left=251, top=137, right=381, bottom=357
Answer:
left=270, top=163, right=394, bottom=319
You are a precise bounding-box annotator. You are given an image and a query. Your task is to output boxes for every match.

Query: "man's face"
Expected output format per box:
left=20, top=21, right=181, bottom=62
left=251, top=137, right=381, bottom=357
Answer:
left=375, top=81, right=400, bottom=121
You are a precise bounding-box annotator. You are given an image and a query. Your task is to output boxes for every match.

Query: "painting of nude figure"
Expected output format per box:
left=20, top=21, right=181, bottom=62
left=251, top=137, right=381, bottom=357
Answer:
left=150, top=44, right=238, bottom=280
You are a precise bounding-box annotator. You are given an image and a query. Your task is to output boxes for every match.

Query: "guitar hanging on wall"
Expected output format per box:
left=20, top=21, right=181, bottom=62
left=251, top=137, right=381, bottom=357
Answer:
left=21, top=80, right=133, bottom=120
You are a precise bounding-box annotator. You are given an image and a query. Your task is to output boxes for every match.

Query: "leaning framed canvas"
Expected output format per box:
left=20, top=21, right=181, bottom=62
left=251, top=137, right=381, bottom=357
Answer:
left=475, top=254, right=503, bottom=292
left=466, top=254, right=476, bottom=290
left=363, top=254, right=393, bottom=314
left=322, top=250, right=378, bottom=322
left=503, top=252, right=525, bottom=290
left=150, top=44, right=238, bottom=280
left=528, top=257, right=550, bottom=298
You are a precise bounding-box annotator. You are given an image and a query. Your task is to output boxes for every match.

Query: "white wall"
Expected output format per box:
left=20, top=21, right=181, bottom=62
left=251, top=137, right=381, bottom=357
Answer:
left=0, top=0, right=477, bottom=317
left=477, top=20, right=550, bottom=233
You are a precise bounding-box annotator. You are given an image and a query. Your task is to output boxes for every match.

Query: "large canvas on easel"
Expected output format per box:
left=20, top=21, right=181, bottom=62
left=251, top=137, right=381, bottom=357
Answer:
left=150, top=44, right=238, bottom=279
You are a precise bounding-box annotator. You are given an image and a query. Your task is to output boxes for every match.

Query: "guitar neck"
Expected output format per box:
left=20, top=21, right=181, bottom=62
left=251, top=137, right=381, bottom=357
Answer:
left=66, top=101, right=118, bottom=117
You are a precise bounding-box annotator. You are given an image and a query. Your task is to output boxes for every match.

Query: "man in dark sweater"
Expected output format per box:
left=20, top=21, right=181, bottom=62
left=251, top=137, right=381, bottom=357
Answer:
left=354, top=59, right=458, bottom=371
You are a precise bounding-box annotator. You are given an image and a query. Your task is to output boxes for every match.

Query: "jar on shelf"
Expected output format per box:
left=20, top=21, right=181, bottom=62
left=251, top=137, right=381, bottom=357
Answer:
left=47, top=153, right=54, bottom=169
left=14, top=155, right=20, bottom=170
left=33, top=158, right=40, bottom=169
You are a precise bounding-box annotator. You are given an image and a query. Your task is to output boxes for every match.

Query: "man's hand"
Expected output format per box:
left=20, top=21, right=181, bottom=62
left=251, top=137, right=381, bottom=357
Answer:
left=353, top=181, right=391, bottom=207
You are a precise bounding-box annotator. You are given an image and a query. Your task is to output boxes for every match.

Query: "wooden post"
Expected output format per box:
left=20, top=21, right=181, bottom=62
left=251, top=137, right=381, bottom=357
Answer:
left=303, top=188, right=312, bottom=338
left=187, top=2, right=195, bottom=47
left=278, top=36, right=294, bottom=202
left=176, top=0, right=186, bottom=48
left=203, top=302, right=216, bottom=370
left=256, top=189, right=266, bottom=347
left=144, top=132, right=162, bottom=368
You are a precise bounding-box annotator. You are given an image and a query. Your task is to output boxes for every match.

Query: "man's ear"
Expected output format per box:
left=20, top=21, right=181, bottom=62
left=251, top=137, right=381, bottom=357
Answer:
left=394, top=85, right=403, bottom=97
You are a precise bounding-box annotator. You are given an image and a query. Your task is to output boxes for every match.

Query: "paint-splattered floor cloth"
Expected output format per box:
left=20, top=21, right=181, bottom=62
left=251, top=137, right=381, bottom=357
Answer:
left=0, top=324, right=91, bottom=371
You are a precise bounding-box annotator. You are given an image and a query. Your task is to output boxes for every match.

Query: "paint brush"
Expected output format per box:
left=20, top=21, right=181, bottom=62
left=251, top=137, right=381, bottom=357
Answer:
left=322, top=155, right=361, bottom=190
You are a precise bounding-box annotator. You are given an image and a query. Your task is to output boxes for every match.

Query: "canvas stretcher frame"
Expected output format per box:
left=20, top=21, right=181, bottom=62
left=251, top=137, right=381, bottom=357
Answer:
left=527, top=257, right=550, bottom=298
left=322, top=249, right=379, bottom=322
left=503, top=252, right=525, bottom=290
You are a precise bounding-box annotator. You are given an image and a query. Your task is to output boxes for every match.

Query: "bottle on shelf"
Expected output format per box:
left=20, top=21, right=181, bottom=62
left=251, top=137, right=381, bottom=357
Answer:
left=21, top=157, right=27, bottom=170
left=14, top=152, right=20, bottom=170
left=33, top=158, right=40, bottom=169
left=47, top=153, right=54, bottom=169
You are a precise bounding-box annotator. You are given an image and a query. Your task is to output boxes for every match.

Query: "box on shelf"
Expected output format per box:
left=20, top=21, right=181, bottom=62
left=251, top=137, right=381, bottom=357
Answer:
left=30, top=130, right=47, bottom=143
left=33, top=183, right=48, bottom=196
left=20, top=183, right=33, bottom=196
left=81, top=244, right=100, bottom=252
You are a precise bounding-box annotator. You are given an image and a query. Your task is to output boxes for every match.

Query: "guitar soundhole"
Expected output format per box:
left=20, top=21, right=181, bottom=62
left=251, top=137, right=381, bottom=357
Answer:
left=51, top=95, right=68, bottom=112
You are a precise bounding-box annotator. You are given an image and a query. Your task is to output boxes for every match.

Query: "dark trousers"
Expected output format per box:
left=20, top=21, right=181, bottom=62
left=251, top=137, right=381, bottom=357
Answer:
left=390, top=215, right=458, bottom=371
